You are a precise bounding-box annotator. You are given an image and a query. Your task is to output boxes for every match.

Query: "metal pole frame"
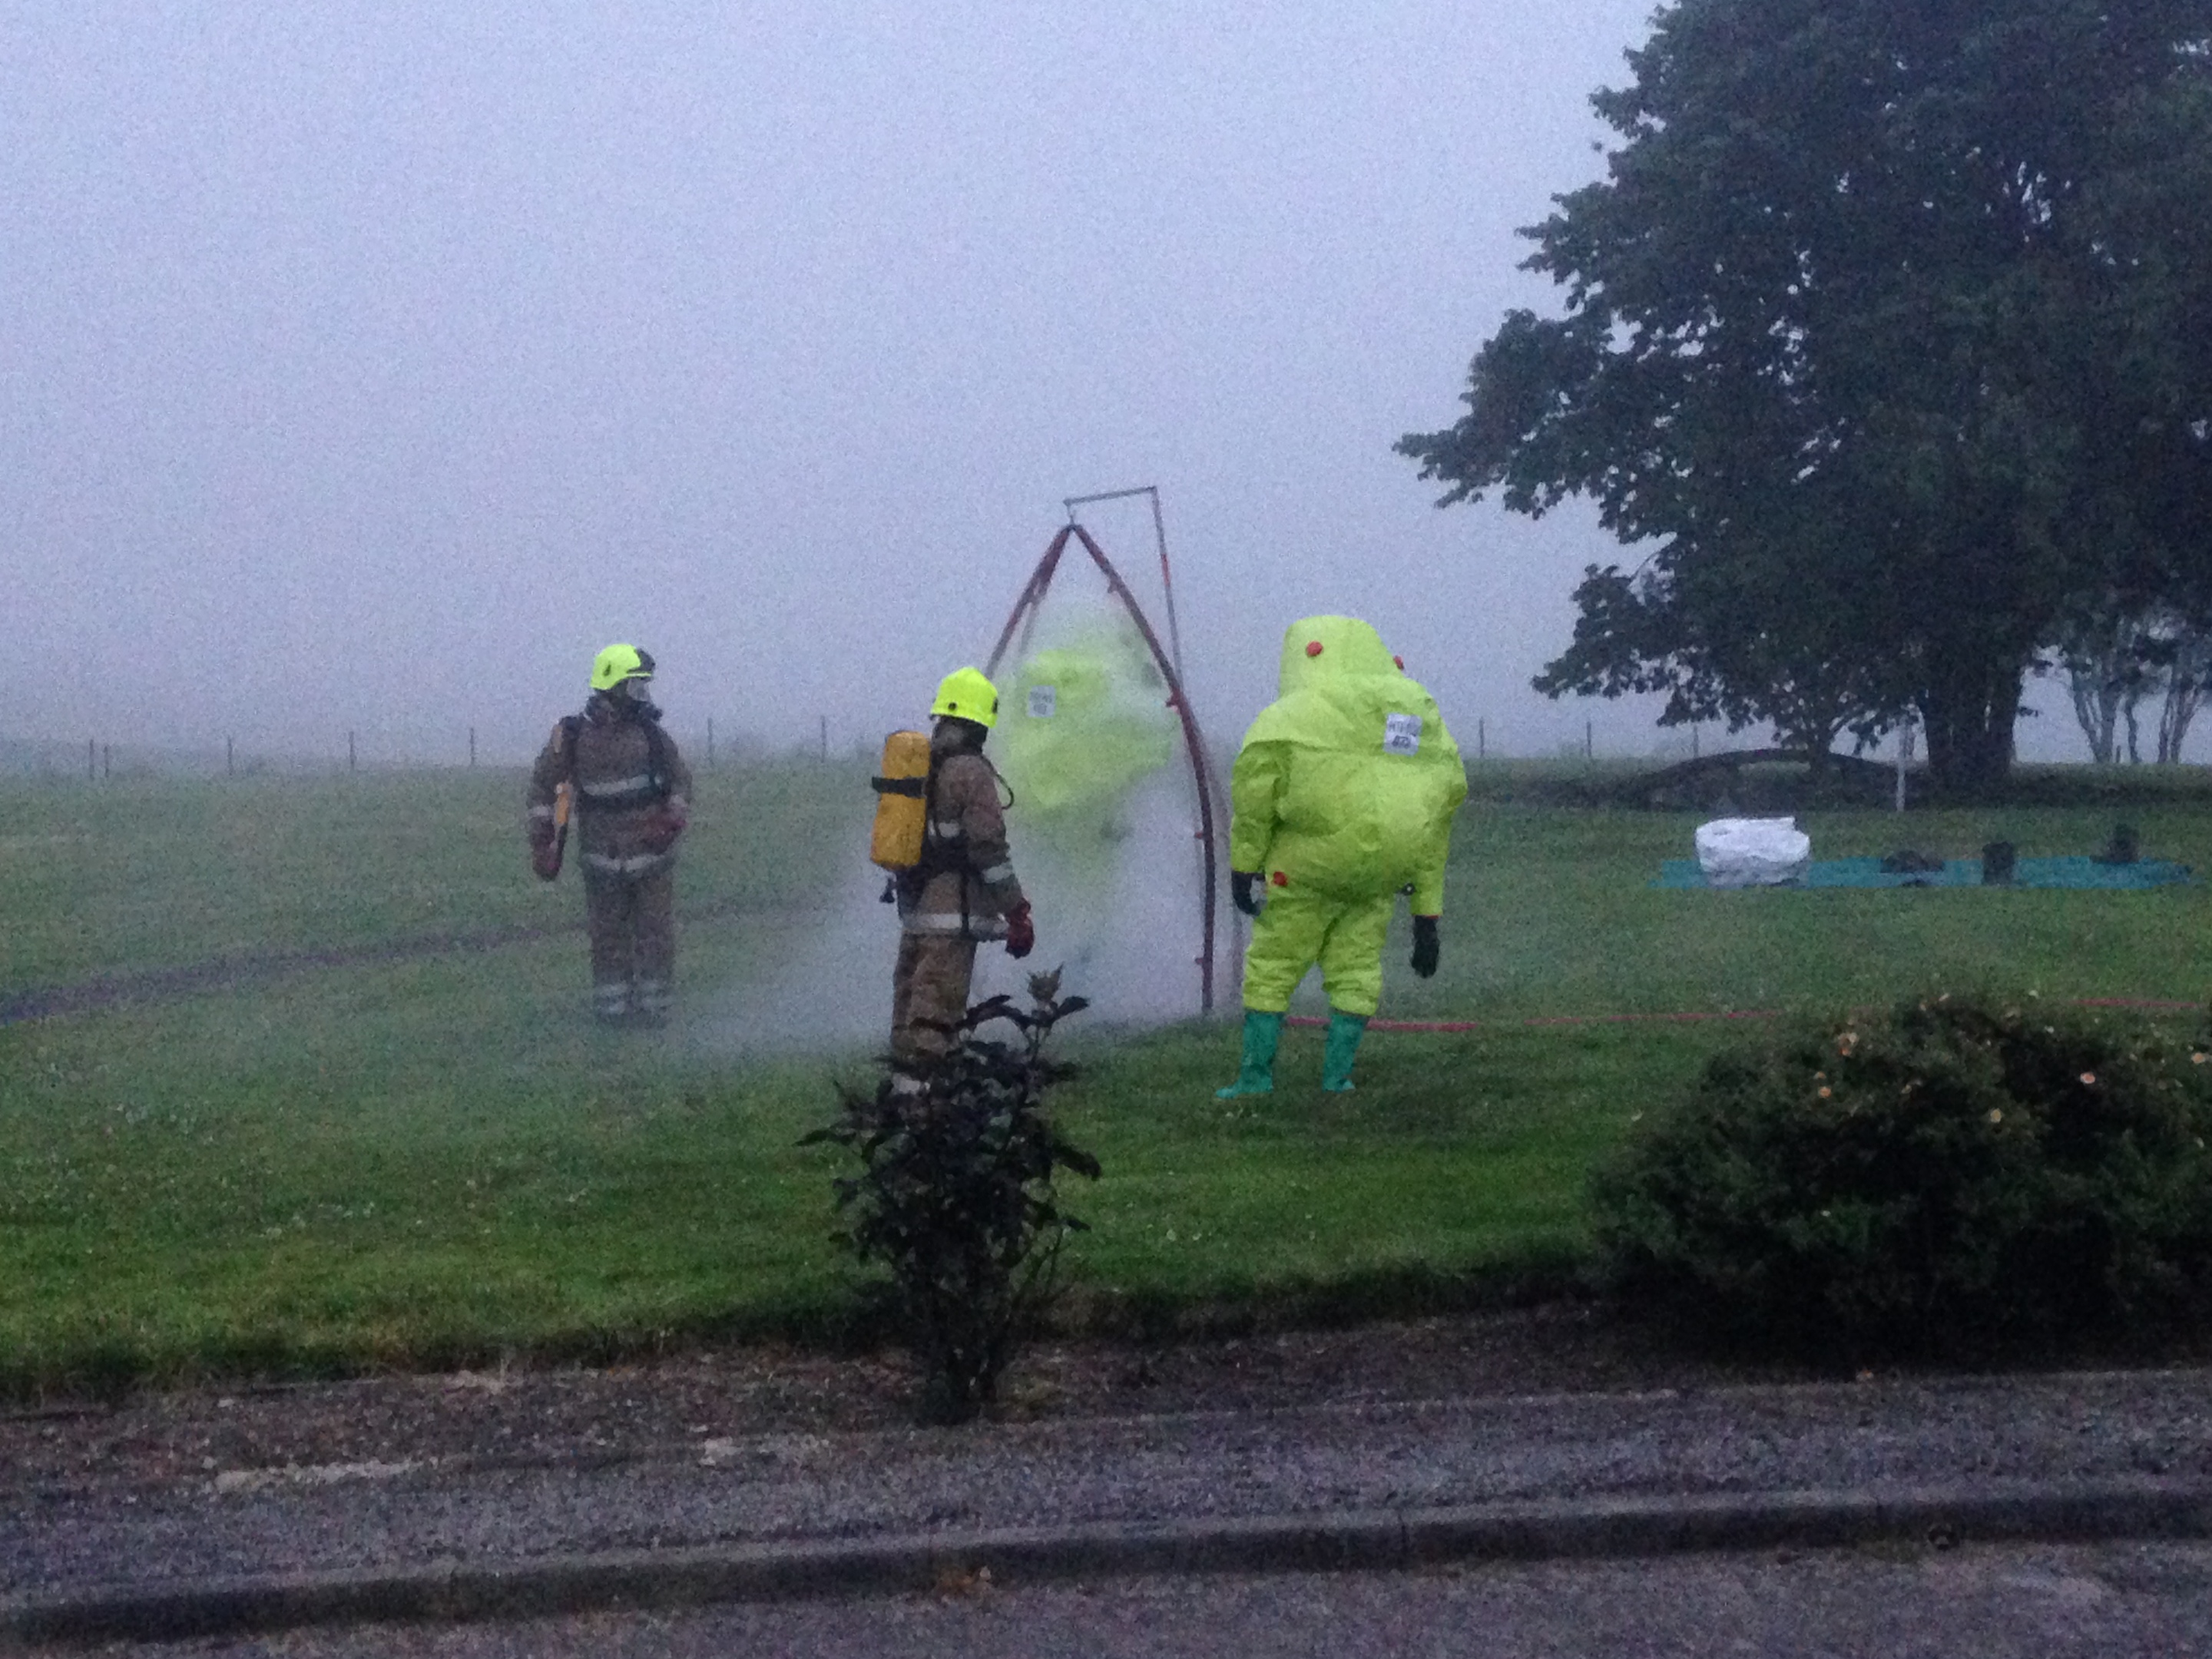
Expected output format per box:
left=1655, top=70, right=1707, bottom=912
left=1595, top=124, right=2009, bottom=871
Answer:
left=1062, top=485, right=1187, bottom=686
left=985, top=522, right=1226, bottom=1015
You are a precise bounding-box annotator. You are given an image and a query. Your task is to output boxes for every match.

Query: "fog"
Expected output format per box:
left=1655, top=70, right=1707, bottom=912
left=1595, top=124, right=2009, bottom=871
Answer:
left=3, top=1, right=2141, bottom=775
left=700, top=767, right=1218, bottom=1055
left=702, top=587, right=1227, bottom=1049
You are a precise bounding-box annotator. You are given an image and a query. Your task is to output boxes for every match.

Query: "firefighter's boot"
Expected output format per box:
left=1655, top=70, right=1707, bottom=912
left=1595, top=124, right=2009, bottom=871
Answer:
left=1215, top=1011, right=1283, bottom=1098
left=1322, top=1011, right=1368, bottom=1093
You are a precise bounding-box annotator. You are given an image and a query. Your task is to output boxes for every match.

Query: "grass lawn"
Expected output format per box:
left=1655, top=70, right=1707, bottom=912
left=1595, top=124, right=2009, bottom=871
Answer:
left=4, top=761, right=2210, bottom=1394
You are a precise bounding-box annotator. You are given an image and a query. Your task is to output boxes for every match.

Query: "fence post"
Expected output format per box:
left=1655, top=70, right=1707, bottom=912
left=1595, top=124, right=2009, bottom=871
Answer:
left=820, top=715, right=828, bottom=761
left=469, top=727, right=476, bottom=769
left=707, top=717, right=715, bottom=768
left=87, top=738, right=95, bottom=781
left=227, top=736, right=235, bottom=777
left=1478, top=717, right=1485, bottom=761
left=348, top=730, right=356, bottom=772
left=1586, top=720, right=1594, bottom=760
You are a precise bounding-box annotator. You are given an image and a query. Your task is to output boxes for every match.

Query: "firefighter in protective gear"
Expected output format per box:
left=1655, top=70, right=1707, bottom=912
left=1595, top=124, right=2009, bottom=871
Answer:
left=889, top=667, right=1034, bottom=1073
left=1217, top=617, right=1466, bottom=1096
left=527, top=644, right=694, bottom=1028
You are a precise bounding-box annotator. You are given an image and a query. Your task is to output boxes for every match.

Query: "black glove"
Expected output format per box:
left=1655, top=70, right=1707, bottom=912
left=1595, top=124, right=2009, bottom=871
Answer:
left=1230, top=870, right=1263, bottom=918
left=1410, top=915, right=1440, bottom=978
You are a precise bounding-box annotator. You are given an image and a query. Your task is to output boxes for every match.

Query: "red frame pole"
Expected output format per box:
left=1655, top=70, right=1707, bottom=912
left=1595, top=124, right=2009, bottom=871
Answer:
left=986, top=524, right=1225, bottom=1015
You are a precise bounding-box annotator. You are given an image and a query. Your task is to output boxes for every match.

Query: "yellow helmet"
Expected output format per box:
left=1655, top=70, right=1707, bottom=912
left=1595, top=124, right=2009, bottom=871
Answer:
left=591, top=643, right=655, bottom=693
left=930, top=666, right=999, bottom=729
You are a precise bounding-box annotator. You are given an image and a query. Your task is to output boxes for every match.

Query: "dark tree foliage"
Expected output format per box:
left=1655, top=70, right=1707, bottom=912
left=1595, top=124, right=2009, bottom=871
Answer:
left=1402, top=0, right=2212, bottom=793
left=803, top=973, right=1099, bottom=1425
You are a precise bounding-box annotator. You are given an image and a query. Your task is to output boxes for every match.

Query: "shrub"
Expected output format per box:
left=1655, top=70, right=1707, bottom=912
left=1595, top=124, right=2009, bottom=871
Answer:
left=803, top=972, right=1099, bottom=1423
left=1593, top=992, right=2212, bottom=1362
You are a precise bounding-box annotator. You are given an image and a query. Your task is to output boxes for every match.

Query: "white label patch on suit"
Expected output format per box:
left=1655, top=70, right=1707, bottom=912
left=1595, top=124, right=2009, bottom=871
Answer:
left=1383, top=713, right=1423, bottom=755
left=1028, top=685, right=1057, bottom=719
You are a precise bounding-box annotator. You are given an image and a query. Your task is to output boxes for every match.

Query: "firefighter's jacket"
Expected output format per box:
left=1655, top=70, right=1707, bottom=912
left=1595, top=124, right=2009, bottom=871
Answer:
left=1228, top=615, right=1467, bottom=916
left=526, top=696, right=694, bottom=879
left=895, top=725, right=1026, bottom=940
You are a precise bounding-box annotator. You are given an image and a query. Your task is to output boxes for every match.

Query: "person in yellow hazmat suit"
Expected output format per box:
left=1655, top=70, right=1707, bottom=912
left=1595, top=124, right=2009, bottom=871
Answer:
left=994, top=626, right=1175, bottom=879
left=1217, top=616, right=1467, bottom=1096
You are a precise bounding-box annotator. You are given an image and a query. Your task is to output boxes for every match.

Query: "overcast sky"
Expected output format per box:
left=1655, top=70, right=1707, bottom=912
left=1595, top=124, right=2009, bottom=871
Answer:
left=5, top=0, right=2110, bottom=769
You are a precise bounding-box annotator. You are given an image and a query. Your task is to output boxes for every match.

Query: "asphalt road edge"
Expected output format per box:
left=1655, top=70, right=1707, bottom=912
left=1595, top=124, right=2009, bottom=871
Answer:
left=9, top=1478, right=2210, bottom=1647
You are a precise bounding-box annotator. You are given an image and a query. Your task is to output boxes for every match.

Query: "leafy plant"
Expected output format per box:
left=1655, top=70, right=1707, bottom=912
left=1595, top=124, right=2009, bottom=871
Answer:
left=803, top=972, right=1100, bottom=1423
left=1594, top=992, right=2212, bottom=1362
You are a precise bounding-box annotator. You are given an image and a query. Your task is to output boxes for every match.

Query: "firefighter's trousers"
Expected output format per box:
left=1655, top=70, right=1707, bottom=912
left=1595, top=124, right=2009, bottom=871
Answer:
left=1240, top=886, right=1393, bottom=1018
left=891, top=932, right=979, bottom=1066
left=584, top=863, right=675, bottom=1021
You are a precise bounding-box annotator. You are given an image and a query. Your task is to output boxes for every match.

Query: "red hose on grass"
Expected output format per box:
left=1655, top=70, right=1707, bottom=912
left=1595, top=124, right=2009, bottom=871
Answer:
left=1284, top=995, right=2203, bottom=1035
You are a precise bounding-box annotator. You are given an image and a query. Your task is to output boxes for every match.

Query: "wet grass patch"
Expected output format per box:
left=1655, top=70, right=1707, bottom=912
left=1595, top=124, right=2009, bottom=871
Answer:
left=6, top=768, right=2212, bottom=1394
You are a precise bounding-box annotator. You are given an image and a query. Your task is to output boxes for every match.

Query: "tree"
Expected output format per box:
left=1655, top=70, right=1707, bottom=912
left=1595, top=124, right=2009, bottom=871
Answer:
left=2062, top=604, right=2160, bottom=763
left=2064, top=603, right=2212, bottom=763
left=1532, top=533, right=1894, bottom=768
left=1402, top=0, right=2212, bottom=793
left=2156, top=628, right=2212, bottom=763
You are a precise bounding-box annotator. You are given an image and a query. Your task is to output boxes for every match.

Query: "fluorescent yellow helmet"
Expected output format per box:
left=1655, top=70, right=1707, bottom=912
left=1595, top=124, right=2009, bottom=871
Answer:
left=930, top=666, right=999, bottom=729
left=591, top=643, right=655, bottom=692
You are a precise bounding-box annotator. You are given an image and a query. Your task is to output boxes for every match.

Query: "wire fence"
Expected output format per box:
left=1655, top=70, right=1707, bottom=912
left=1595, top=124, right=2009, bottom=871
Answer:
left=0, top=721, right=876, bottom=783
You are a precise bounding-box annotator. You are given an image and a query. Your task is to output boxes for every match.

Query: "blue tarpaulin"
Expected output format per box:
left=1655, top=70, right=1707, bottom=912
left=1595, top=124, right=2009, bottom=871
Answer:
left=1655, top=856, right=2194, bottom=890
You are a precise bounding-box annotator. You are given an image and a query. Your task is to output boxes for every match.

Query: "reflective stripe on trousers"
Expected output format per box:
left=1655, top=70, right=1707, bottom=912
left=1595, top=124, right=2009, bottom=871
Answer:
left=585, top=863, right=675, bottom=1017
left=583, top=850, right=672, bottom=877
left=901, top=910, right=1005, bottom=939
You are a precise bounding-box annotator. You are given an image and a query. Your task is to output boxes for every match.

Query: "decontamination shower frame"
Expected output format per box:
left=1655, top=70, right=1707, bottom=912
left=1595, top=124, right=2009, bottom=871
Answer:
left=984, top=507, right=1227, bottom=1015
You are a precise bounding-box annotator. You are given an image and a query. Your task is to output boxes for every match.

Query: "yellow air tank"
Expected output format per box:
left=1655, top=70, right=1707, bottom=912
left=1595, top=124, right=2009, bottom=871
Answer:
left=869, top=730, right=932, bottom=869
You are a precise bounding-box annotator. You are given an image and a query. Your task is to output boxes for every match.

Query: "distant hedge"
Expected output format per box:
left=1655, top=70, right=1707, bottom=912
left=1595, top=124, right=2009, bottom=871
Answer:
left=1594, top=993, right=2212, bottom=1362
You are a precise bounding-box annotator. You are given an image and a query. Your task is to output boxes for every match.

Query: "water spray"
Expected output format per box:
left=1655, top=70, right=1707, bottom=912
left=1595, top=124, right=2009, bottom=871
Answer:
left=985, top=498, right=1228, bottom=1016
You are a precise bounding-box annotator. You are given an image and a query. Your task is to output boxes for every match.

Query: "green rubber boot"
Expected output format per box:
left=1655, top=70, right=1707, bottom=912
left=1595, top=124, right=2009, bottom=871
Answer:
left=1322, top=1011, right=1368, bottom=1093
left=1215, top=1011, right=1283, bottom=1098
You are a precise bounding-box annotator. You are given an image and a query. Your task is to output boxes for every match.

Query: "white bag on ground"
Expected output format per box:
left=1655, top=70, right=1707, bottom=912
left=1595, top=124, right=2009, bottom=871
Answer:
left=1694, top=816, right=1810, bottom=888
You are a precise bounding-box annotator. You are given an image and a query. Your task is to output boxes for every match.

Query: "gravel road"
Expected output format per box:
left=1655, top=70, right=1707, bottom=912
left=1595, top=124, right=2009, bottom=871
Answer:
left=7, top=1312, right=2210, bottom=1608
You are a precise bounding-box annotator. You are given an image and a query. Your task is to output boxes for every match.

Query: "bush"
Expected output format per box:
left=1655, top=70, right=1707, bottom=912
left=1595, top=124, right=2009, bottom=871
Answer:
left=1593, top=992, right=2212, bottom=1362
left=803, top=972, right=1099, bottom=1423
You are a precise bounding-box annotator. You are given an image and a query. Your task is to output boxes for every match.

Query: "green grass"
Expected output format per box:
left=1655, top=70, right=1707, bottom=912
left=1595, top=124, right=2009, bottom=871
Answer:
left=1392, top=788, right=2212, bottom=1021
left=0, top=761, right=859, bottom=987
left=5, top=760, right=2212, bottom=1394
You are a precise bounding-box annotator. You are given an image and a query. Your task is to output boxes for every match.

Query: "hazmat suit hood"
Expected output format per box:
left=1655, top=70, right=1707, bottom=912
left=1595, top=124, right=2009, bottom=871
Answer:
left=1276, top=616, right=1400, bottom=697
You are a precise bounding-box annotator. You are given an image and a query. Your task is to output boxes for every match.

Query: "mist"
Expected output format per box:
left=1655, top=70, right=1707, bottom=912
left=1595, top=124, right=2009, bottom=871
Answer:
left=697, top=767, right=1217, bottom=1061
left=5, top=0, right=1657, bottom=770
left=700, top=585, right=1226, bottom=1056
left=2, top=1, right=2151, bottom=777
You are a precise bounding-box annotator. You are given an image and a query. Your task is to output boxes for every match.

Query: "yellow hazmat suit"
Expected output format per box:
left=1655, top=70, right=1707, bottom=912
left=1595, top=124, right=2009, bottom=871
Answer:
left=996, top=631, right=1174, bottom=826
left=1220, top=616, right=1466, bottom=1094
